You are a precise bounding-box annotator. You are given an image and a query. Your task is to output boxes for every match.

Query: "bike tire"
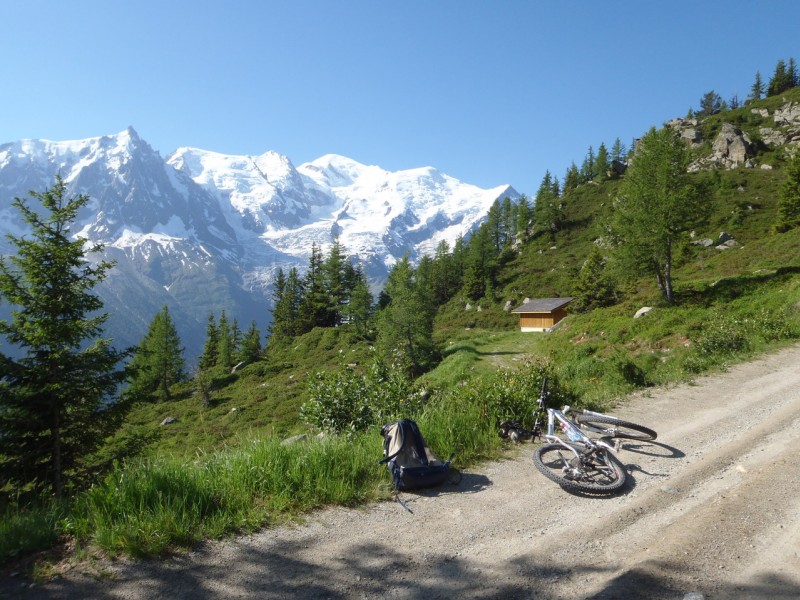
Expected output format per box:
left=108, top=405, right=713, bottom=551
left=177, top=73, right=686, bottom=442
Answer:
left=574, top=413, right=657, bottom=441
left=532, top=442, right=627, bottom=494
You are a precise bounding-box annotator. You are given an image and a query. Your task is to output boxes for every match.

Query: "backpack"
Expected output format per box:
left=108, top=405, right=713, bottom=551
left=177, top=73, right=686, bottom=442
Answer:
left=379, top=419, right=453, bottom=491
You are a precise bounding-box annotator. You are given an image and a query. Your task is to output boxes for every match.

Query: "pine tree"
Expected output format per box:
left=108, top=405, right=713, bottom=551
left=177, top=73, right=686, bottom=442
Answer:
left=239, top=321, right=262, bottom=363
left=749, top=70, right=765, bottom=101
left=217, top=310, right=232, bottom=371
left=572, top=246, right=616, bottom=312
left=611, top=138, right=627, bottom=163
left=127, top=305, right=185, bottom=402
left=698, top=90, right=722, bottom=116
left=345, top=265, right=373, bottom=337
left=563, top=162, right=581, bottom=193
left=595, top=143, right=610, bottom=181
left=300, top=242, right=329, bottom=331
left=775, top=153, right=800, bottom=232
left=376, top=256, right=436, bottom=376
left=789, top=57, right=799, bottom=88
left=768, top=59, right=792, bottom=96
left=323, top=239, right=348, bottom=326
left=580, top=146, right=596, bottom=182
left=0, top=177, right=128, bottom=497
left=198, top=313, right=219, bottom=370
left=268, top=266, right=303, bottom=345
left=515, top=195, right=532, bottom=240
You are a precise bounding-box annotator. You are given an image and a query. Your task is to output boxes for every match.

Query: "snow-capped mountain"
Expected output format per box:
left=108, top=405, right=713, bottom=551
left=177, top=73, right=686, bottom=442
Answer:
left=0, top=128, right=519, bottom=361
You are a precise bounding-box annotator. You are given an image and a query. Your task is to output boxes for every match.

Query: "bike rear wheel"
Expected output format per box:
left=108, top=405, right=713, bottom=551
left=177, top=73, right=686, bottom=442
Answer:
left=574, top=414, right=657, bottom=441
left=533, top=442, right=627, bottom=493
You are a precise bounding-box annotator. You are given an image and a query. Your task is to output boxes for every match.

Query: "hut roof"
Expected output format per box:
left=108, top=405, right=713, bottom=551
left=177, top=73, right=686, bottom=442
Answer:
left=511, top=297, right=573, bottom=314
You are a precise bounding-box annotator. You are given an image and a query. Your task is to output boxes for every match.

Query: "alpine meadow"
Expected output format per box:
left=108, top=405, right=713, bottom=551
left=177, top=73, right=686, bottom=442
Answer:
left=3, top=58, right=800, bottom=572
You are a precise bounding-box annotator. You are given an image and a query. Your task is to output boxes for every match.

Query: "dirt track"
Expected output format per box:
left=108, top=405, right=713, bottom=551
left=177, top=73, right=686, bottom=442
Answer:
left=4, top=345, right=800, bottom=599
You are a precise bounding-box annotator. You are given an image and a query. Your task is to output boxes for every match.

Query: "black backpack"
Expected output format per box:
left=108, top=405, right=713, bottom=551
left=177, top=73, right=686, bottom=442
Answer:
left=379, top=419, right=453, bottom=491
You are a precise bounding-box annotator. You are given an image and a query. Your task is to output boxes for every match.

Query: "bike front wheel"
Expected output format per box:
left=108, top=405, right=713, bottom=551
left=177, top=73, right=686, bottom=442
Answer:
left=533, top=442, right=627, bottom=494
left=574, top=414, right=657, bottom=441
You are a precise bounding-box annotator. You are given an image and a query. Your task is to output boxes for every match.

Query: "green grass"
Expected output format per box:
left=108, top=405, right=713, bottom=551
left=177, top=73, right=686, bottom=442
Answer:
left=5, top=89, right=800, bottom=568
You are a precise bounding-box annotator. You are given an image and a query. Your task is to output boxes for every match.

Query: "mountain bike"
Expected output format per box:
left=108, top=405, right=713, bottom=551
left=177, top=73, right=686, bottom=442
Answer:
left=498, top=379, right=657, bottom=494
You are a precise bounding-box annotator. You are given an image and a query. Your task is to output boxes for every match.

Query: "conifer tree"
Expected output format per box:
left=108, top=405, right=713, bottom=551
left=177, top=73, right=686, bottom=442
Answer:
left=300, top=242, right=329, bottom=331
left=344, top=265, right=373, bottom=337
left=749, top=70, right=765, bottom=101
left=572, top=245, right=616, bottom=311
left=767, top=59, right=792, bottom=96
left=515, top=195, right=532, bottom=240
left=376, top=256, right=436, bottom=376
left=563, top=162, right=581, bottom=193
left=199, top=313, right=219, bottom=370
left=217, top=310, right=232, bottom=370
left=0, top=176, right=128, bottom=497
left=595, top=143, right=610, bottom=181
left=775, top=153, right=800, bottom=232
left=611, top=138, right=627, bottom=163
left=323, top=239, right=348, bottom=326
left=580, top=146, right=596, bottom=182
left=609, top=127, right=705, bottom=305
left=268, top=266, right=303, bottom=345
left=127, top=305, right=185, bottom=402
left=239, top=320, right=262, bottom=363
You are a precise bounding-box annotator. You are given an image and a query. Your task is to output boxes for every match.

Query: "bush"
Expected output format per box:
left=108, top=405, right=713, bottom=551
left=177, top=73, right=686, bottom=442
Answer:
left=300, top=361, right=424, bottom=435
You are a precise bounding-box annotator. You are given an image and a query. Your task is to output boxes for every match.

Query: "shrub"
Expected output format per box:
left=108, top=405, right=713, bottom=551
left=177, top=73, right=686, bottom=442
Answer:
left=300, top=360, right=424, bottom=435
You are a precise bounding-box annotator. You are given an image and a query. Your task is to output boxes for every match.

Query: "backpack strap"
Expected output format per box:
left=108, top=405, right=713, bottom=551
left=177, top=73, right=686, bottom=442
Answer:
left=406, top=420, right=430, bottom=467
left=379, top=421, right=407, bottom=465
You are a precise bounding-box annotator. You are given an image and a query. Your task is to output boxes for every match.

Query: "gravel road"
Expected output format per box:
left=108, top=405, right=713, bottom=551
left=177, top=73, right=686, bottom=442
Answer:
left=4, top=345, right=800, bottom=600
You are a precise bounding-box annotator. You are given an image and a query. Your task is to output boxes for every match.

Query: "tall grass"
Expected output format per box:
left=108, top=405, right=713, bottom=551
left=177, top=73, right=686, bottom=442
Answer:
left=67, top=434, right=388, bottom=557
left=0, top=501, right=66, bottom=563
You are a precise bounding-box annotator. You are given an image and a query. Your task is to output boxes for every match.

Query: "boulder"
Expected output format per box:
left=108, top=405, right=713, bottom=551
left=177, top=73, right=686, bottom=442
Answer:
left=634, top=307, right=653, bottom=319
left=710, top=123, right=754, bottom=168
left=160, top=417, right=178, bottom=426
left=774, top=102, right=800, bottom=127
left=760, top=127, right=787, bottom=147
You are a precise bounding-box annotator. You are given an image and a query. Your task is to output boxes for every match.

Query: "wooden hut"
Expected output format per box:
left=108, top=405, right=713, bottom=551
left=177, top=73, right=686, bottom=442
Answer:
left=511, top=297, right=573, bottom=332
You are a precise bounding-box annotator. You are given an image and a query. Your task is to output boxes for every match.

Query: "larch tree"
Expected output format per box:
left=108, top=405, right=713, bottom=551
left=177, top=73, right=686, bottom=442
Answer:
left=609, top=126, right=705, bottom=305
left=0, top=176, right=128, bottom=498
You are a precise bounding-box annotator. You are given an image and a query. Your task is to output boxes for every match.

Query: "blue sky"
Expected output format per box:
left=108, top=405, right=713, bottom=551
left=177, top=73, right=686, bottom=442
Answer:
left=2, top=1, right=799, bottom=196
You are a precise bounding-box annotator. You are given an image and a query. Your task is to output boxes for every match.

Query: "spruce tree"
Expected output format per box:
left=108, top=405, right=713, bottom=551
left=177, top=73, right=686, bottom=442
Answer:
left=300, top=242, right=329, bottom=331
left=345, top=265, right=373, bottom=337
left=767, top=59, right=791, bottom=96
left=198, top=313, right=219, bottom=370
left=611, top=138, right=627, bottom=163
left=217, top=310, right=232, bottom=370
left=239, top=320, right=262, bottom=363
left=376, top=256, right=436, bottom=376
left=0, top=177, right=128, bottom=497
left=749, top=70, right=765, bottom=101
left=127, top=305, right=185, bottom=402
left=595, top=143, right=610, bottom=182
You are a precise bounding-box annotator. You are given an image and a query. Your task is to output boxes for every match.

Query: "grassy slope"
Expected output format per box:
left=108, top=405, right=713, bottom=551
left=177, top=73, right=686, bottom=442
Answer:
left=111, top=88, right=800, bottom=459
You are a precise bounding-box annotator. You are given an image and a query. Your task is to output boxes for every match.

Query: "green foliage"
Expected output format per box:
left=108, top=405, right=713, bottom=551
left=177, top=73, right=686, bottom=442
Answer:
left=0, top=177, right=129, bottom=499
left=301, top=361, right=424, bottom=435
left=127, top=305, right=186, bottom=402
left=377, top=256, right=437, bottom=375
left=609, top=126, right=708, bottom=305
left=775, top=153, right=800, bottom=232
left=0, top=501, right=66, bottom=562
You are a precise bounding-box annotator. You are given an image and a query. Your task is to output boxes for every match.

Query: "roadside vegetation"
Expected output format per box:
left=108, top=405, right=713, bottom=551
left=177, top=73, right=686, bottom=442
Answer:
left=3, top=64, right=800, bottom=568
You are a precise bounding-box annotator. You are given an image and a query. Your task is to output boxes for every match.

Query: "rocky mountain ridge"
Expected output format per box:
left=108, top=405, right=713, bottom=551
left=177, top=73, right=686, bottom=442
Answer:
left=0, top=129, right=517, bottom=359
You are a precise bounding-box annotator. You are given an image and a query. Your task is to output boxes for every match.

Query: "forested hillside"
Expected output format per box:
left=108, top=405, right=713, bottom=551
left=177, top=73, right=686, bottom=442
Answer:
left=2, top=59, right=800, bottom=567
